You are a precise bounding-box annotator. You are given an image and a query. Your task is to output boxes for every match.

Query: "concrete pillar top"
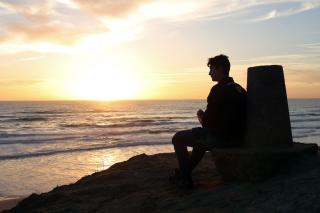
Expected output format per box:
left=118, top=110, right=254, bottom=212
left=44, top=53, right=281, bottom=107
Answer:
left=245, top=65, right=293, bottom=148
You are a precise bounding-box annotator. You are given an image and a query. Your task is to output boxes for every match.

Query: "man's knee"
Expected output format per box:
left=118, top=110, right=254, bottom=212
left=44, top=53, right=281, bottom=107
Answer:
left=172, top=131, right=184, bottom=145
left=193, top=144, right=208, bottom=152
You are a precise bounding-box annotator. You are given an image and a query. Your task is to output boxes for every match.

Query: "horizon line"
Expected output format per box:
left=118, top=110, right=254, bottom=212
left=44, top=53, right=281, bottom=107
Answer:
left=0, top=98, right=320, bottom=102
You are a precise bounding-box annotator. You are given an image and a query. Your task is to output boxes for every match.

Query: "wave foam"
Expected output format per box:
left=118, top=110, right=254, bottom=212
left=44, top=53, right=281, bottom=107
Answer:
left=0, top=141, right=171, bottom=160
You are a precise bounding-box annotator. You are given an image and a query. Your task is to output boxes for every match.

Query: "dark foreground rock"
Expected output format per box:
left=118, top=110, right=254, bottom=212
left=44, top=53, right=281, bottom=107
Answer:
left=4, top=152, right=320, bottom=213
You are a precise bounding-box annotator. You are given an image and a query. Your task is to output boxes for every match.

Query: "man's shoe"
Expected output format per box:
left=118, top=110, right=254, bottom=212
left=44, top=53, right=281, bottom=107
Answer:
left=169, top=168, right=182, bottom=183
left=176, top=178, right=194, bottom=190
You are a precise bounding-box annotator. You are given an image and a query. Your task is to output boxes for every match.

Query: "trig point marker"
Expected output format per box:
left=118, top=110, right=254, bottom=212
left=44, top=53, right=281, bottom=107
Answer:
left=245, top=65, right=293, bottom=148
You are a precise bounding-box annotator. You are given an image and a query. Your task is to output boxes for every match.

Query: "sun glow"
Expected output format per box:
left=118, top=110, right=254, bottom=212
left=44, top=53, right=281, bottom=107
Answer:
left=70, top=62, right=139, bottom=100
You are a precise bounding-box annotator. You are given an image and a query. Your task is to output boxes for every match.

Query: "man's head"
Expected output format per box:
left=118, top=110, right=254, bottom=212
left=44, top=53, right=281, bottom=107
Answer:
left=207, top=54, right=230, bottom=82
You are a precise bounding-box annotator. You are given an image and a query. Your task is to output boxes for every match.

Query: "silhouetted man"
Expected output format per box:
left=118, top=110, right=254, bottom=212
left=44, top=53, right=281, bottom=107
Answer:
left=171, top=54, right=246, bottom=188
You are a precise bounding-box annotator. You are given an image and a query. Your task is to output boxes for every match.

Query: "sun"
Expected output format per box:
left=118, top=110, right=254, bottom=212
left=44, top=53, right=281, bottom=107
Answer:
left=70, top=62, right=139, bottom=100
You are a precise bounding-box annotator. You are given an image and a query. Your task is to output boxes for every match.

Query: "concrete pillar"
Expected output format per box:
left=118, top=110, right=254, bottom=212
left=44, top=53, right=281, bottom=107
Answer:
left=245, top=65, right=293, bottom=148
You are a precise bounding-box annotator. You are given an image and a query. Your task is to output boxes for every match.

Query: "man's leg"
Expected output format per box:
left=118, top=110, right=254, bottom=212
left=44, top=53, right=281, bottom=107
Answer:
left=172, top=129, right=208, bottom=180
left=190, top=144, right=207, bottom=171
left=172, top=130, right=192, bottom=180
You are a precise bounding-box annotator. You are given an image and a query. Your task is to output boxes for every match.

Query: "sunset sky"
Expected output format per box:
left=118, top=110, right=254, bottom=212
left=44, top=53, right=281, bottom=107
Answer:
left=0, top=0, right=319, bottom=100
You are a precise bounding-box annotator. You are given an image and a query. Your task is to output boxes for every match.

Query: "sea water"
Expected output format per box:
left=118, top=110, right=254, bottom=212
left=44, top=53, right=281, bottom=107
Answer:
left=0, top=100, right=319, bottom=198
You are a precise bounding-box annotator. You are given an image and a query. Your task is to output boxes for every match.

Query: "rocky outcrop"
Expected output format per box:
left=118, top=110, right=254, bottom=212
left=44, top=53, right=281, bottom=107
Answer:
left=212, top=142, right=318, bottom=181
left=4, top=151, right=320, bottom=213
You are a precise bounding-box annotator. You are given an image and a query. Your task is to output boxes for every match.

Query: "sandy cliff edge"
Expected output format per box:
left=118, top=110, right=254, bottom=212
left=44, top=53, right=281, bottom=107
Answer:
left=3, top=152, right=320, bottom=213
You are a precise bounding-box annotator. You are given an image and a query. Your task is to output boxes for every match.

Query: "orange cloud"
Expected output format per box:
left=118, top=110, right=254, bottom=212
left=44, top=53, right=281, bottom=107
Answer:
left=72, top=0, right=150, bottom=18
left=0, top=0, right=53, bottom=23
left=5, top=22, right=106, bottom=45
left=0, top=0, right=107, bottom=45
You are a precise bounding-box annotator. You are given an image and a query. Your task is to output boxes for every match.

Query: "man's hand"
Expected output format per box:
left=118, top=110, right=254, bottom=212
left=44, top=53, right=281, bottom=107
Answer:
left=197, top=109, right=204, bottom=125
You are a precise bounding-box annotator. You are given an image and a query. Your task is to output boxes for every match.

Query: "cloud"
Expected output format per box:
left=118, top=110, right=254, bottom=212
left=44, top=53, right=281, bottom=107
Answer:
left=5, top=22, right=105, bottom=45
left=253, top=1, right=320, bottom=21
left=0, top=0, right=54, bottom=23
left=16, top=55, right=45, bottom=62
left=300, top=43, right=320, bottom=52
left=285, top=63, right=320, bottom=85
left=0, top=79, right=43, bottom=87
left=234, top=54, right=320, bottom=68
left=69, top=0, right=319, bottom=22
left=73, top=0, right=320, bottom=21
left=0, top=0, right=319, bottom=52
left=233, top=53, right=320, bottom=85
left=72, top=0, right=151, bottom=18
left=0, top=0, right=107, bottom=45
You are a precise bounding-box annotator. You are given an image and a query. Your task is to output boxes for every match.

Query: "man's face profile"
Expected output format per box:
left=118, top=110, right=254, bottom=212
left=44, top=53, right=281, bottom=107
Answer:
left=209, top=65, right=223, bottom=82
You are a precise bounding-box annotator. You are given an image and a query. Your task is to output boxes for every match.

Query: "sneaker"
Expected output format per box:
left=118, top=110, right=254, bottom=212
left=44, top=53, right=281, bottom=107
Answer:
left=169, top=168, right=182, bottom=183
left=176, top=178, right=194, bottom=190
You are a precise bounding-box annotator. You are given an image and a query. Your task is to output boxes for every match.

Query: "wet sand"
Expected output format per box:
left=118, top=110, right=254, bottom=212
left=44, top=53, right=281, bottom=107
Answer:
left=0, top=198, right=24, bottom=212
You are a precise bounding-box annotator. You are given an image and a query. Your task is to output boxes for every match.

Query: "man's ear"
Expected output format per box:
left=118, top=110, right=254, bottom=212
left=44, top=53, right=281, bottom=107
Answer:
left=217, top=66, right=223, bottom=73
left=219, top=67, right=228, bottom=76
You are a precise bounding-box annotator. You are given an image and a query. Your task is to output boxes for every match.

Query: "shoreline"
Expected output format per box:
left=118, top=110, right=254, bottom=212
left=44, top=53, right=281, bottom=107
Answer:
left=0, top=197, right=24, bottom=212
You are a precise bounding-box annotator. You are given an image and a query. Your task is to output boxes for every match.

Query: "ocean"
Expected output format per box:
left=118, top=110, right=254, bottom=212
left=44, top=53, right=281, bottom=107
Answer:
left=0, top=100, right=319, bottom=199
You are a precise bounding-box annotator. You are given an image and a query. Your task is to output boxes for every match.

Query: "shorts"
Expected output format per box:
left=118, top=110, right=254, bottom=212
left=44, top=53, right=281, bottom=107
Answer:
left=191, top=127, right=225, bottom=149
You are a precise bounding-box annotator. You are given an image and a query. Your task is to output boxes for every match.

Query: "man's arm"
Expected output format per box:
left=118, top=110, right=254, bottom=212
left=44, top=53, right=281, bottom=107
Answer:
left=197, top=109, right=204, bottom=126
left=201, top=87, right=224, bottom=128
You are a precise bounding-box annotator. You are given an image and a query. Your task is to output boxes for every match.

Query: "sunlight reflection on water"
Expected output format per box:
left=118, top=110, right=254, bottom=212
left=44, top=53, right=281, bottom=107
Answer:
left=0, top=145, right=173, bottom=197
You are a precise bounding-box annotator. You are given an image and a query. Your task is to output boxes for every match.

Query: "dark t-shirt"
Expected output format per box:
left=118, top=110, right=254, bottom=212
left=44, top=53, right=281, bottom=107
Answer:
left=202, top=77, right=247, bottom=146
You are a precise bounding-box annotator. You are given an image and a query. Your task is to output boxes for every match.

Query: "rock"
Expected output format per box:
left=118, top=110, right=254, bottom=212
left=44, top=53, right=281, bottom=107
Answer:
left=4, top=151, right=320, bottom=213
left=212, top=142, right=319, bottom=181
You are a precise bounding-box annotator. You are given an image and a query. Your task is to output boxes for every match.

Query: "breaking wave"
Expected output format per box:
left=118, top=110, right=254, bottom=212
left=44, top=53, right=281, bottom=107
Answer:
left=0, top=141, right=171, bottom=160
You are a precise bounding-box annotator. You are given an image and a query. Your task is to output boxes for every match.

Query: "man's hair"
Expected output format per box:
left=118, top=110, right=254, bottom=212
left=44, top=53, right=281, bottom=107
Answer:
left=207, top=54, right=230, bottom=74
